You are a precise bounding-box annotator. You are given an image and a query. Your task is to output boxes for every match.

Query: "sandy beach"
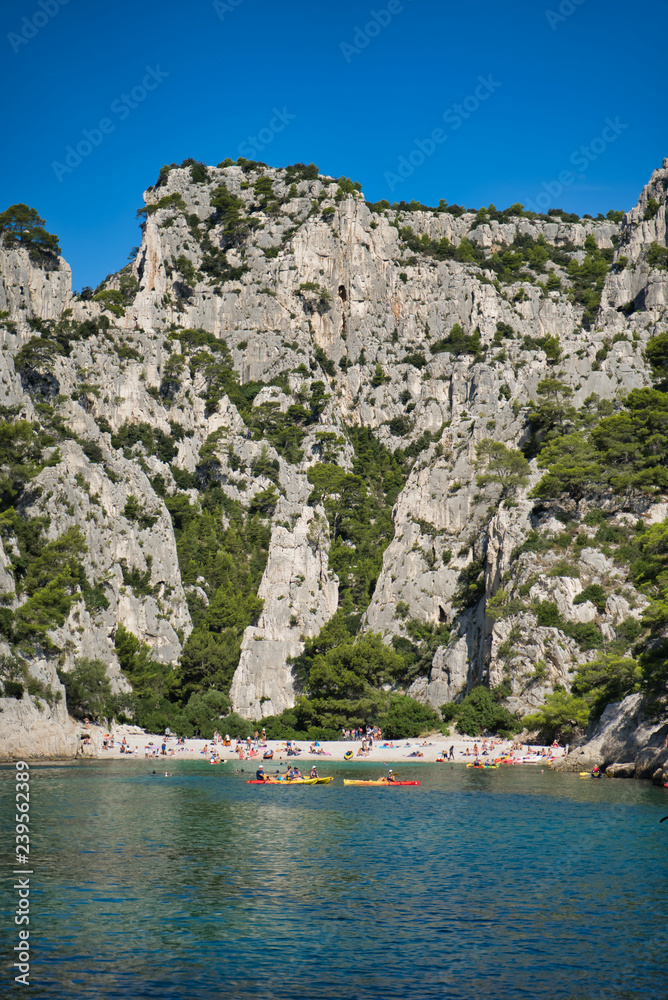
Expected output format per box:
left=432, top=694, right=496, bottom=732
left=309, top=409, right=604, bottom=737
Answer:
left=80, top=724, right=567, bottom=767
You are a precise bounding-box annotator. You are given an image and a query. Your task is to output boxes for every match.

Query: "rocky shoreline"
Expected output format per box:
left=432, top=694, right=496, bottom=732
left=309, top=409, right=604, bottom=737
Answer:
left=552, top=692, right=668, bottom=784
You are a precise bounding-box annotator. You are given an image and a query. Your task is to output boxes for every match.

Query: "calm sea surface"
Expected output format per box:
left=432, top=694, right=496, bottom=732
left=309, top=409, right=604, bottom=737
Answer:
left=1, top=758, right=666, bottom=999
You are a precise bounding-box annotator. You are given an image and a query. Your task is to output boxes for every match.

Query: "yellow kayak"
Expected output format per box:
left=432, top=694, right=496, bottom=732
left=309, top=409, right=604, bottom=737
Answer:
left=246, top=776, right=333, bottom=785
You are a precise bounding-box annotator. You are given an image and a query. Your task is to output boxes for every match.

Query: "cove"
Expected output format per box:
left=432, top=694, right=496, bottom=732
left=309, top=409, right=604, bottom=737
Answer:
left=1, top=761, right=666, bottom=999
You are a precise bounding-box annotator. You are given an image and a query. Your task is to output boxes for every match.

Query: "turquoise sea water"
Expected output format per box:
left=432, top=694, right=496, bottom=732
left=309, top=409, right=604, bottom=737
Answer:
left=1, top=759, right=667, bottom=999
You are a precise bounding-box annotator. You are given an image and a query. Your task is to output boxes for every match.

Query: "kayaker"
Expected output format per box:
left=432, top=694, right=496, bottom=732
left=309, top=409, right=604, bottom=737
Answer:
left=256, top=764, right=268, bottom=781
left=387, top=769, right=397, bottom=783
left=288, top=766, right=302, bottom=781
left=310, top=765, right=318, bottom=779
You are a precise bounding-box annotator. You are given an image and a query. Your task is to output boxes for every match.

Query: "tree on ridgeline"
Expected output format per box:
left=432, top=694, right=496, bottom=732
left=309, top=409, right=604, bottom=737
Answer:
left=0, top=204, right=60, bottom=260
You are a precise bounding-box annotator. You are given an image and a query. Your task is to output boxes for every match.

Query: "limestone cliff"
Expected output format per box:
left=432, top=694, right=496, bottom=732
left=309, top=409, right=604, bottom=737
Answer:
left=1, top=156, right=666, bottom=758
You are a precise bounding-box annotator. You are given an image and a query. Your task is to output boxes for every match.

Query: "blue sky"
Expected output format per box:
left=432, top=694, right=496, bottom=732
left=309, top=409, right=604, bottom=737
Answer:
left=1, top=0, right=666, bottom=290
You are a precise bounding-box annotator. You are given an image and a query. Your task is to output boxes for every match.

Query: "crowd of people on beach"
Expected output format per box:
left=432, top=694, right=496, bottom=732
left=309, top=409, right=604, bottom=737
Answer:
left=342, top=726, right=383, bottom=742
left=89, top=719, right=567, bottom=768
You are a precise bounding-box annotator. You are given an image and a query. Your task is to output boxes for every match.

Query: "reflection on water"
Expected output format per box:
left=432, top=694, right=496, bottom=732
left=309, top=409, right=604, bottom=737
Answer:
left=1, top=761, right=666, bottom=999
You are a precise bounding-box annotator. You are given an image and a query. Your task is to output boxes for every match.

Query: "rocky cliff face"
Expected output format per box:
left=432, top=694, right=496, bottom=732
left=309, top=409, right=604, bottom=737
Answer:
left=1, top=156, right=667, bottom=757
left=554, top=692, right=668, bottom=782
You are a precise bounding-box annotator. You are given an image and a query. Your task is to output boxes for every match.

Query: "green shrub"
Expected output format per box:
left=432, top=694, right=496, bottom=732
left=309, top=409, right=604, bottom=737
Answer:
left=594, top=523, right=626, bottom=545
left=431, top=323, right=482, bottom=358
left=175, top=256, right=198, bottom=286
left=523, top=688, right=589, bottom=740
left=182, top=689, right=231, bottom=737
left=513, top=530, right=551, bottom=557
left=57, top=658, right=115, bottom=721
left=572, top=653, right=641, bottom=718
left=567, top=621, right=603, bottom=651
left=381, top=695, right=439, bottom=739
left=534, top=601, right=563, bottom=627
left=549, top=561, right=580, bottom=578
left=643, top=198, right=660, bottom=221
left=616, top=617, right=643, bottom=642
left=387, top=415, right=412, bottom=436
left=441, top=686, right=522, bottom=737
left=93, top=289, right=126, bottom=318
left=583, top=508, right=607, bottom=526
left=574, top=584, right=607, bottom=612
left=3, top=680, right=24, bottom=699
left=452, top=557, right=486, bottom=612
left=401, top=352, right=427, bottom=369
left=646, top=243, right=668, bottom=270
left=486, top=589, right=525, bottom=620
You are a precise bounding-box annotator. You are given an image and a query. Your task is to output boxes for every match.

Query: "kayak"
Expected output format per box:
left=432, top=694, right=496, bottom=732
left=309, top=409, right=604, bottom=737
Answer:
left=343, top=779, right=420, bottom=786
left=246, top=777, right=333, bottom=785
left=466, top=763, right=499, bottom=769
